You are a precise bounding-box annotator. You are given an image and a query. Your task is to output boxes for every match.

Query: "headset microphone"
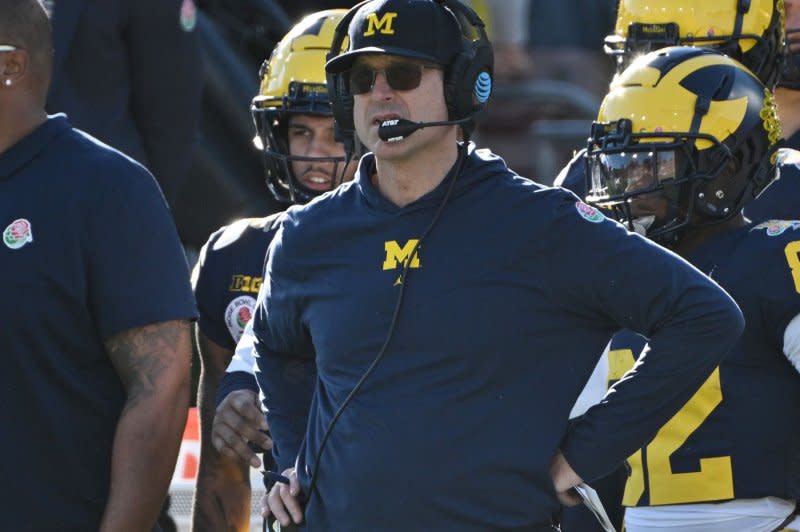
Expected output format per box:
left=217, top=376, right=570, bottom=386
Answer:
left=378, top=115, right=476, bottom=142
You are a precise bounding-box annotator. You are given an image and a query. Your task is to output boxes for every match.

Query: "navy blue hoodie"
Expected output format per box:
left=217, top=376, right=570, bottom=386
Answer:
left=253, top=144, right=743, bottom=530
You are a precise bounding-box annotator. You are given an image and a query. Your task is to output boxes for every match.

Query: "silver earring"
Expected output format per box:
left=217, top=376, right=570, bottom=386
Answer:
left=3, top=79, right=10, bottom=86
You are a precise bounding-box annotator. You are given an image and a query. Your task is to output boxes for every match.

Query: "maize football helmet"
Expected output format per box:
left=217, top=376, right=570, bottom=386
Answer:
left=586, top=46, right=781, bottom=244
left=606, top=0, right=786, bottom=88
left=251, top=9, right=351, bottom=204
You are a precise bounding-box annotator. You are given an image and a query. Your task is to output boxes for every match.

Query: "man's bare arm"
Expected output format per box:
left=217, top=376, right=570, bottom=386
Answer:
left=191, top=328, right=252, bottom=532
left=99, top=319, right=192, bottom=532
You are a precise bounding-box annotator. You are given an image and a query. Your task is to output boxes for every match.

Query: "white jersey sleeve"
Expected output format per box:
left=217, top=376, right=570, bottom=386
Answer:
left=569, top=343, right=610, bottom=419
left=226, top=318, right=257, bottom=376
left=784, top=312, right=800, bottom=373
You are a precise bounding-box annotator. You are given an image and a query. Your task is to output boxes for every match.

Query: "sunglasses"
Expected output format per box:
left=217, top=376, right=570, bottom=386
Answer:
left=0, top=45, right=18, bottom=52
left=348, top=62, right=436, bottom=95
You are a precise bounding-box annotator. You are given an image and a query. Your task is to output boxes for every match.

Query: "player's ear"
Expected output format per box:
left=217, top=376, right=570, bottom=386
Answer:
left=0, top=48, right=29, bottom=86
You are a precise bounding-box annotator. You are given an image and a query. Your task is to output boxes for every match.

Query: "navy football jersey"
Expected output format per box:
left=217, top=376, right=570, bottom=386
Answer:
left=192, top=213, right=283, bottom=350
left=192, top=214, right=282, bottom=476
left=562, top=329, right=646, bottom=532
left=612, top=221, right=800, bottom=507
left=606, top=329, right=647, bottom=389
left=745, top=154, right=800, bottom=224
left=253, top=145, right=743, bottom=530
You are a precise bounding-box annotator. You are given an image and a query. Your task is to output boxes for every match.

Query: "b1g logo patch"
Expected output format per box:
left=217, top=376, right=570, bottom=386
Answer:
left=575, top=201, right=604, bottom=223
left=752, top=220, right=800, bottom=236
left=3, top=218, right=33, bottom=249
left=224, top=295, right=256, bottom=343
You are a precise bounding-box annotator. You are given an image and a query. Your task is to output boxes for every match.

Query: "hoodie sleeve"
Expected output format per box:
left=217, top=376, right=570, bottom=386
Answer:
left=543, top=193, right=744, bottom=482
left=252, top=218, right=317, bottom=472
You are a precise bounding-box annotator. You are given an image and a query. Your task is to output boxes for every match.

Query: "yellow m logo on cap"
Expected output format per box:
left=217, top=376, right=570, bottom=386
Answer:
left=364, top=12, right=398, bottom=36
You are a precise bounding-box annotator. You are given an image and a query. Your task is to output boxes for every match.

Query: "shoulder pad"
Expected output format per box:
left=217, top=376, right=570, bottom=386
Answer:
left=778, top=148, right=800, bottom=168
left=212, top=214, right=284, bottom=251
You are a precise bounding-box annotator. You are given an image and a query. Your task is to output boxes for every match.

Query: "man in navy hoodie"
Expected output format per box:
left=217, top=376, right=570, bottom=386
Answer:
left=255, top=1, right=745, bottom=530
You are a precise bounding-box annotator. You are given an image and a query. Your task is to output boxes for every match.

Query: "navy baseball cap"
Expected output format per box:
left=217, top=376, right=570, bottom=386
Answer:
left=325, top=0, right=463, bottom=73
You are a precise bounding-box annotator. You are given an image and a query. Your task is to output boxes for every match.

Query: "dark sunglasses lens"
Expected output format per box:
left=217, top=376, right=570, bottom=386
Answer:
left=385, top=64, right=422, bottom=91
left=348, top=63, right=424, bottom=94
left=349, top=66, right=375, bottom=95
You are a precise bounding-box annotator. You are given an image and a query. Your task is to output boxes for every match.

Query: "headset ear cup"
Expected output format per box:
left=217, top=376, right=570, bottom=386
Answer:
left=444, top=52, right=471, bottom=120
left=443, top=0, right=494, bottom=122
left=445, top=44, right=494, bottom=121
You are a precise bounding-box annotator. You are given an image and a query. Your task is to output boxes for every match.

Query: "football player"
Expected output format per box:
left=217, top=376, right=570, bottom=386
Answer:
left=586, top=46, right=800, bottom=531
left=189, top=10, right=358, bottom=531
left=556, top=0, right=788, bottom=202
left=554, top=6, right=800, bottom=532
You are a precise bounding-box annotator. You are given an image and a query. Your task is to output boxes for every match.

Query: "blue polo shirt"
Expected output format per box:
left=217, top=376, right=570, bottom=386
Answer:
left=0, top=115, right=197, bottom=530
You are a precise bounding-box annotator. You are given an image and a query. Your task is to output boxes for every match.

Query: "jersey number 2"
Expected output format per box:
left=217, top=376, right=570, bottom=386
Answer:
left=608, top=349, right=734, bottom=506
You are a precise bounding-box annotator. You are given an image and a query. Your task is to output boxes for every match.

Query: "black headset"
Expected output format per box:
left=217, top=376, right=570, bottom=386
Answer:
left=325, top=0, right=494, bottom=136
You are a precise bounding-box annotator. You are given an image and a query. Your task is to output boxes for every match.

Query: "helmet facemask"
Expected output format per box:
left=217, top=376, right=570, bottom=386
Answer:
left=588, top=46, right=782, bottom=245
left=587, top=118, right=733, bottom=244
left=253, top=81, right=350, bottom=204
